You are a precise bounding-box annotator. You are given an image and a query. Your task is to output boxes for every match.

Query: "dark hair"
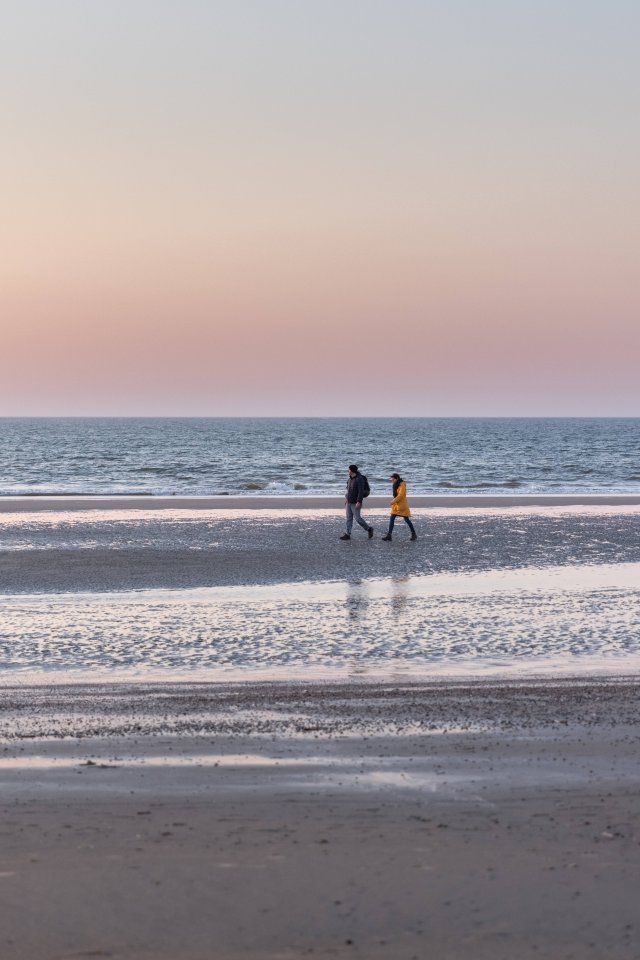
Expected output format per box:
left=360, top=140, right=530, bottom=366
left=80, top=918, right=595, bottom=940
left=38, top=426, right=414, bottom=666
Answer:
left=391, top=472, right=403, bottom=497
left=348, top=464, right=358, bottom=473
left=390, top=472, right=401, bottom=480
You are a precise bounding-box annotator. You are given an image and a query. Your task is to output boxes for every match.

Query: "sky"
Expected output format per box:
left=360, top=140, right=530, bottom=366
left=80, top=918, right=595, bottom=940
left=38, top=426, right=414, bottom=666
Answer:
left=1, top=0, right=639, bottom=416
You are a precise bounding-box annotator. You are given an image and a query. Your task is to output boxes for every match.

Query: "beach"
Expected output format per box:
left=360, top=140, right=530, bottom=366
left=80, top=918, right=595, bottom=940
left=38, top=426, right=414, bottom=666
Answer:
left=2, top=497, right=640, bottom=958
left=2, top=680, right=640, bottom=959
left=5, top=0, right=640, bottom=945
left=2, top=496, right=640, bottom=596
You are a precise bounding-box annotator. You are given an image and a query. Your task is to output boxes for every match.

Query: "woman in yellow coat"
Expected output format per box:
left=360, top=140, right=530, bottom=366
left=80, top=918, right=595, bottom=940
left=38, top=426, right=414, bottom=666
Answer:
left=382, top=473, right=417, bottom=541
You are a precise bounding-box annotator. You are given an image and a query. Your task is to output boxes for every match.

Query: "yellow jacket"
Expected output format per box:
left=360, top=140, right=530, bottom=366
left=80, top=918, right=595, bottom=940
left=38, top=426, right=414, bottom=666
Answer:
left=390, top=480, right=411, bottom=517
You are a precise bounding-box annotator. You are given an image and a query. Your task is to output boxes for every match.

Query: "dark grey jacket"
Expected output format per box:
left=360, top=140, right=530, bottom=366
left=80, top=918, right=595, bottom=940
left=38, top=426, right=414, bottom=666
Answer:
left=346, top=472, right=366, bottom=504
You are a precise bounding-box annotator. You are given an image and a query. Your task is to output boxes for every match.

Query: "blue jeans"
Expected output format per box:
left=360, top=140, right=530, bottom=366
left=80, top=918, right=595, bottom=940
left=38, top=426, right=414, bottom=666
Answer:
left=388, top=514, right=416, bottom=536
left=346, top=502, right=370, bottom=534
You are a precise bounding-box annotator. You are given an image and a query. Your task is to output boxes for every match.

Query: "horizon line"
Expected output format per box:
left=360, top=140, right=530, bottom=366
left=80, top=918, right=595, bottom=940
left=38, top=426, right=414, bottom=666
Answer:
left=1, top=414, right=639, bottom=421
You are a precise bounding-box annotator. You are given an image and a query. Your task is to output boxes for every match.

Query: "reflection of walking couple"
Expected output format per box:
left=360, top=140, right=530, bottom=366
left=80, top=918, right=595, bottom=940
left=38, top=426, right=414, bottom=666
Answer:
left=340, top=464, right=417, bottom=542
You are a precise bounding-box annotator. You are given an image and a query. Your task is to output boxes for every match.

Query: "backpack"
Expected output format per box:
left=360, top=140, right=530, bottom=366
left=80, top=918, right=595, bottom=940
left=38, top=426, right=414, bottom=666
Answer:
left=361, top=475, right=371, bottom=498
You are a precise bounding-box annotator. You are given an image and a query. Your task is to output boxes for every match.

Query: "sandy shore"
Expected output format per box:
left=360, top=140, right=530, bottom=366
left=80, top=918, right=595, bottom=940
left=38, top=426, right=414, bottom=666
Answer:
left=2, top=677, right=640, bottom=739
left=3, top=503, right=640, bottom=677
left=3, top=493, right=640, bottom=512
left=3, top=501, right=640, bottom=956
left=3, top=501, right=640, bottom=595
left=1, top=680, right=639, bottom=959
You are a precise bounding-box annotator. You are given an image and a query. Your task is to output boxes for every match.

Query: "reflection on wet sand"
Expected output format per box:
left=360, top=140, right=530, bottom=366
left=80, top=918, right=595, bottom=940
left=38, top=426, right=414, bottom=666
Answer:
left=345, top=580, right=369, bottom=621
left=390, top=576, right=411, bottom=617
left=2, top=562, right=640, bottom=680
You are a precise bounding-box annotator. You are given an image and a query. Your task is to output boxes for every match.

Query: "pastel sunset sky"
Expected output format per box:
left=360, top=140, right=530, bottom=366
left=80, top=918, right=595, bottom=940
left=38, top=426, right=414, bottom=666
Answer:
left=2, top=1, right=639, bottom=415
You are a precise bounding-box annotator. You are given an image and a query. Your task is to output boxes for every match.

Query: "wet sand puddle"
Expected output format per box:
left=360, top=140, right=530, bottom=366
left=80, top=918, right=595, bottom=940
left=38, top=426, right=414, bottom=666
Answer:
left=2, top=562, right=640, bottom=677
left=1, top=741, right=608, bottom=796
left=0, top=750, right=455, bottom=793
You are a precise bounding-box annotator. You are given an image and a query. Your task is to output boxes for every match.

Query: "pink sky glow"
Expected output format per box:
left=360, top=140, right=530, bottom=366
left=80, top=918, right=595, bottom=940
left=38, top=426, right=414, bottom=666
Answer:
left=2, top=2, right=639, bottom=415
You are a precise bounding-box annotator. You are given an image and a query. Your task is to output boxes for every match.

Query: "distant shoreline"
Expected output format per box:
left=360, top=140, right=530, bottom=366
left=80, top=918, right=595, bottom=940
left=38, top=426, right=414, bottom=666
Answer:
left=3, top=493, right=640, bottom=512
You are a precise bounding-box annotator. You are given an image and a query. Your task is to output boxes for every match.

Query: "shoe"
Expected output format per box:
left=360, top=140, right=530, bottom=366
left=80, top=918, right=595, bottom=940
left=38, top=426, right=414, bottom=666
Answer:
left=382, top=534, right=392, bottom=541
left=340, top=533, right=351, bottom=540
left=410, top=534, right=417, bottom=541
left=368, top=527, right=374, bottom=539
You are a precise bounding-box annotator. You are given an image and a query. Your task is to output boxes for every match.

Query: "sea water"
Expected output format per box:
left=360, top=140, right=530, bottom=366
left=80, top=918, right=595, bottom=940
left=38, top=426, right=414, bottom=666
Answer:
left=1, top=417, right=639, bottom=497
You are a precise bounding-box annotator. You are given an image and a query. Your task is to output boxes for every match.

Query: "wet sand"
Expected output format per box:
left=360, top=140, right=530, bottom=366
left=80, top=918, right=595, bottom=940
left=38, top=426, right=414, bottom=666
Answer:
left=3, top=505, right=640, bottom=677
left=3, top=503, right=640, bottom=957
left=3, top=493, right=640, bottom=512
left=3, top=502, right=640, bottom=595
left=1, top=680, right=640, bottom=959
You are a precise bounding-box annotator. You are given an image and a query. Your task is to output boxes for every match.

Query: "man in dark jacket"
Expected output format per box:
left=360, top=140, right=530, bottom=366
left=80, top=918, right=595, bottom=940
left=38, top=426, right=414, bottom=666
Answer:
left=341, top=464, right=374, bottom=540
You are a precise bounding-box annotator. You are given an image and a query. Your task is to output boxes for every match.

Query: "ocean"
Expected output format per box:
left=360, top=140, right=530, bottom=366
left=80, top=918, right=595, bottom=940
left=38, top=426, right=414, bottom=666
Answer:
left=0, top=417, right=639, bottom=497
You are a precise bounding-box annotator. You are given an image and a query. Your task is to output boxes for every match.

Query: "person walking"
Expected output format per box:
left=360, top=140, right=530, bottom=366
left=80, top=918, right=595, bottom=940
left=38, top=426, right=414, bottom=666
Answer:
left=341, top=464, right=374, bottom=541
left=382, top=473, right=417, bottom=541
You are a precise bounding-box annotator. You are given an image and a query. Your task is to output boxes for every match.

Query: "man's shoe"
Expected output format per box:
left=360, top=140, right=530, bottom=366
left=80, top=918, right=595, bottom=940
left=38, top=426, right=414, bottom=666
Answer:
left=340, top=533, right=351, bottom=541
left=410, top=534, right=418, bottom=541
left=382, top=534, right=392, bottom=541
left=368, top=527, right=374, bottom=539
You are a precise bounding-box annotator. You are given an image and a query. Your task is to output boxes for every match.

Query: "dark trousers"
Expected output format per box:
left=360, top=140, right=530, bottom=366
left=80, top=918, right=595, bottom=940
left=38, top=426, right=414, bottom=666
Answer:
left=388, top=514, right=416, bottom=536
